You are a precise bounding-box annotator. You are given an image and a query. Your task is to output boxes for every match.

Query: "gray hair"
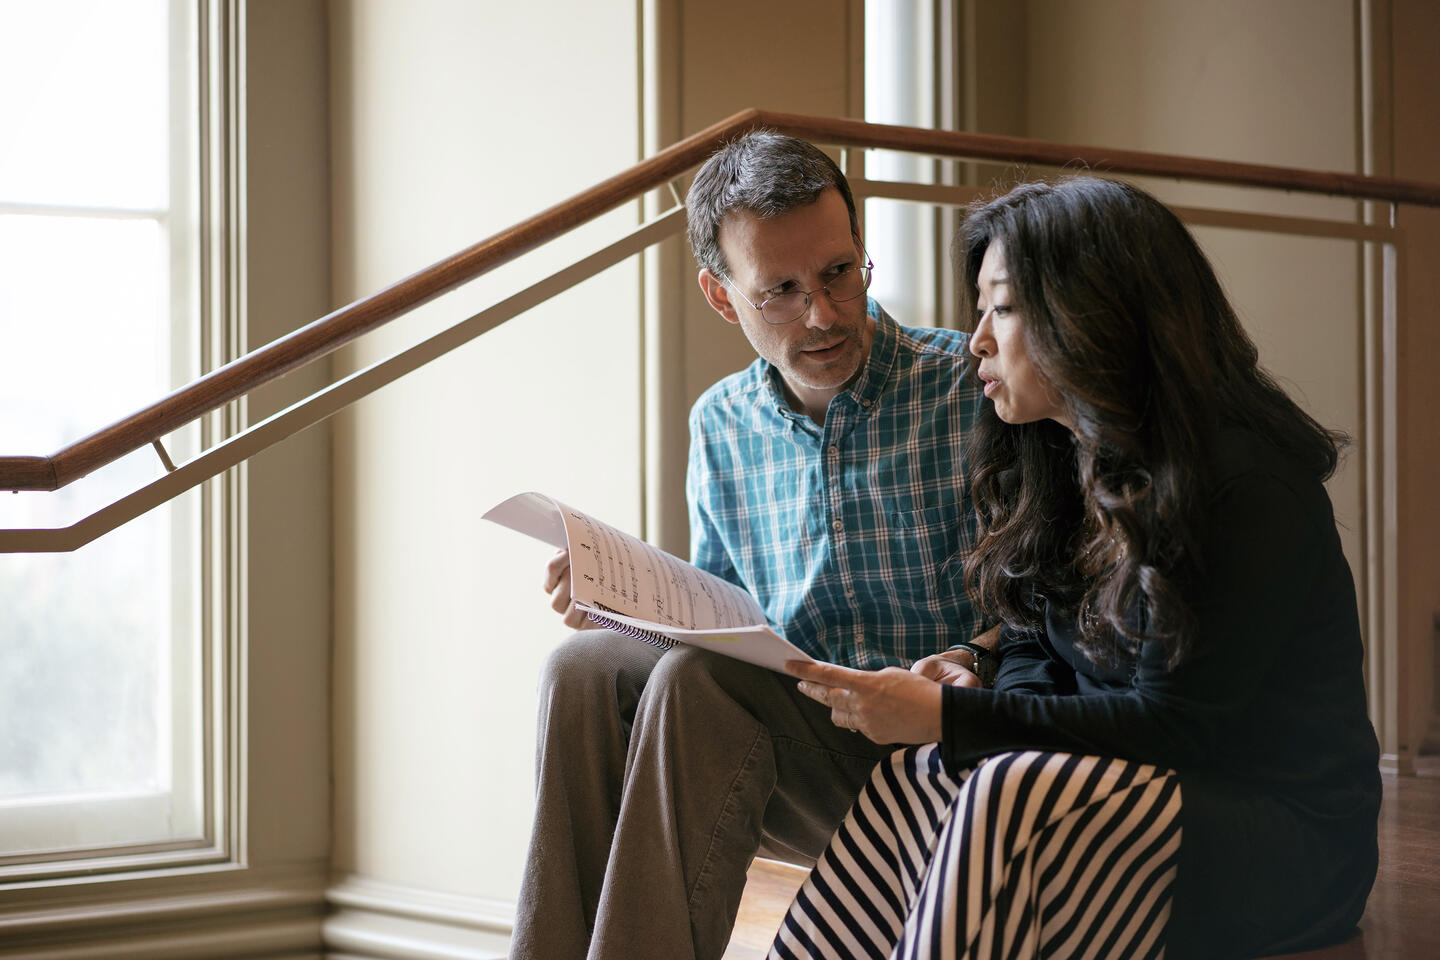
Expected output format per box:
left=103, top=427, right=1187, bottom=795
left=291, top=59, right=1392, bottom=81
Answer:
left=685, top=131, right=859, bottom=277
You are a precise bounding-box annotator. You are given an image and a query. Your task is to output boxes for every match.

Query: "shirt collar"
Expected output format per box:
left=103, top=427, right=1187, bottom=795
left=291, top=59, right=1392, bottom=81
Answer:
left=846, top=299, right=897, bottom=411
left=762, top=298, right=897, bottom=422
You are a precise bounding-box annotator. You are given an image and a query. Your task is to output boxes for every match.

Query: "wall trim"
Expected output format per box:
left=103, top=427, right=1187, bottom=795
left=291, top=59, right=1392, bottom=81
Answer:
left=0, top=864, right=326, bottom=959
left=323, top=874, right=514, bottom=960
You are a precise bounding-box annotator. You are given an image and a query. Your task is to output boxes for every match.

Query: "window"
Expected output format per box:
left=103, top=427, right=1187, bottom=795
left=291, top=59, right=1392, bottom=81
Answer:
left=0, top=0, right=231, bottom=876
left=865, top=0, right=943, bottom=329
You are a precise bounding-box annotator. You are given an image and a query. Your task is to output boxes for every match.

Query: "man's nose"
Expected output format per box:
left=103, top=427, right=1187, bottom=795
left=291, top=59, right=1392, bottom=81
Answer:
left=802, top=290, right=841, bottom=330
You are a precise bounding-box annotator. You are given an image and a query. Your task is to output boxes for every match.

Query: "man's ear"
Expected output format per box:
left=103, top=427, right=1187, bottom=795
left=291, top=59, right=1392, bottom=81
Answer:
left=698, top=269, right=742, bottom=324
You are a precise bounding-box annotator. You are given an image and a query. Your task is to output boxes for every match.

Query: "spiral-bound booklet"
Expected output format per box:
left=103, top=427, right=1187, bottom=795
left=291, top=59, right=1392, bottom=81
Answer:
left=483, top=492, right=816, bottom=674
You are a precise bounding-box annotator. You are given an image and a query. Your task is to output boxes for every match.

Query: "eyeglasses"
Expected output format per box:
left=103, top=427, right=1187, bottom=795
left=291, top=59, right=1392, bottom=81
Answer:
left=721, top=259, right=875, bottom=325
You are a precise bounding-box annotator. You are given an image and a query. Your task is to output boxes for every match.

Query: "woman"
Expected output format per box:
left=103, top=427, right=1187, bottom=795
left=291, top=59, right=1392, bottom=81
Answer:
left=770, top=178, right=1380, bottom=960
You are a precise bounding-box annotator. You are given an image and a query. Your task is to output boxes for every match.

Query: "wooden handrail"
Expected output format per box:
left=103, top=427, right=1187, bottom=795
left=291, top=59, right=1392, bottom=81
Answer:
left=767, top=111, right=1440, bottom=208
left=0, top=109, right=762, bottom=493
left=4, top=108, right=1439, bottom=492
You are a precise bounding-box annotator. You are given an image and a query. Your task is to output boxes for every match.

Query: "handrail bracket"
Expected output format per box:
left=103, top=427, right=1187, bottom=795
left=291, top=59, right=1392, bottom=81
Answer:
left=151, top=439, right=177, bottom=473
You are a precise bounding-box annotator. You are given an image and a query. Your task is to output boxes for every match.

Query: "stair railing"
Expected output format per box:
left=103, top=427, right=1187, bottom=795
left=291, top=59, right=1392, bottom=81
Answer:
left=3, top=107, right=1437, bottom=771
left=4, top=108, right=1436, bottom=551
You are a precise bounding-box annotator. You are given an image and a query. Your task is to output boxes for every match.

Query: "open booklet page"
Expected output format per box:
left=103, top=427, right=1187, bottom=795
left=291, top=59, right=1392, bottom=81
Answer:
left=483, top=492, right=817, bottom=673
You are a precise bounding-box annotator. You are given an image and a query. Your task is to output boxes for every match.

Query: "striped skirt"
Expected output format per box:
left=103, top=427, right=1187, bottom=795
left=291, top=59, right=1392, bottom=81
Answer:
left=768, top=745, right=1183, bottom=960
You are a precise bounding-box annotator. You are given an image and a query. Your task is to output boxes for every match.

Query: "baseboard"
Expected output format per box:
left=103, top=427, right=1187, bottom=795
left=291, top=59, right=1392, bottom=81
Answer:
left=1380, top=751, right=1416, bottom=775
left=0, top=863, right=327, bottom=959
left=0, top=867, right=517, bottom=959
left=323, top=874, right=514, bottom=960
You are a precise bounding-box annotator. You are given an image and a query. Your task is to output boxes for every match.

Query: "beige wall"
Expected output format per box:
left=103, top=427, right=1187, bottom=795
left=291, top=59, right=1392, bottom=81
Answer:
left=674, top=0, right=862, bottom=423
left=8, top=2, right=1435, bottom=958
left=980, top=0, right=1438, bottom=756
left=1390, top=0, right=1440, bottom=755
left=328, top=0, right=643, bottom=908
left=326, top=1, right=1437, bottom=950
left=244, top=0, right=333, bottom=873
left=1022, top=0, right=1363, bottom=570
left=320, top=0, right=1438, bottom=955
left=642, top=0, right=865, bottom=554
left=325, top=0, right=863, bottom=944
left=966, top=0, right=1437, bottom=761
left=327, top=0, right=864, bottom=921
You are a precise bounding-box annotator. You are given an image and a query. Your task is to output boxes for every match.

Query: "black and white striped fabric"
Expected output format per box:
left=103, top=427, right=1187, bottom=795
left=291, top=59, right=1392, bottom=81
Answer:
left=769, top=745, right=1183, bottom=960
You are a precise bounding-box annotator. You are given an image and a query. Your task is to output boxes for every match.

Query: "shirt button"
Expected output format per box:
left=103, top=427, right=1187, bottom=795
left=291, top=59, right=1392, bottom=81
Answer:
left=832, top=519, right=843, bottom=533
left=827, top=445, right=839, bottom=458
left=845, top=588, right=856, bottom=599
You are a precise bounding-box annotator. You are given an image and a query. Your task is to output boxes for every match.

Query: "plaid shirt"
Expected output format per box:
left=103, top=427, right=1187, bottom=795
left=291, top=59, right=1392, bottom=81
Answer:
left=686, top=299, right=983, bottom=669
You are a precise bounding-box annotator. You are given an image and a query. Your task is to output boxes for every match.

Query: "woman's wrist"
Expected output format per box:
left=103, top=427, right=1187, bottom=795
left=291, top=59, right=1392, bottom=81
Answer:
left=947, top=640, right=998, bottom=687
left=948, top=640, right=988, bottom=668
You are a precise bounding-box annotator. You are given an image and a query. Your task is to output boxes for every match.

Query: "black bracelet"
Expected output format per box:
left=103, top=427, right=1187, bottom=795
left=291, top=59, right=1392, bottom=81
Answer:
left=950, top=640, right=990, bottom=662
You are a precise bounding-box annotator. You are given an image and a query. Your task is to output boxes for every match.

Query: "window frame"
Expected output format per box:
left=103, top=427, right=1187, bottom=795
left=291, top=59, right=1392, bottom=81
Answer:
left=0, top=0, right=244, bottom=883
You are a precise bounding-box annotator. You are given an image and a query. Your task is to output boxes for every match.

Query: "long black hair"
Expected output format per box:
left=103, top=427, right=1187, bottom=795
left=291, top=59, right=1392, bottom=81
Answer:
left=958, top=178, right=1344, bottom=668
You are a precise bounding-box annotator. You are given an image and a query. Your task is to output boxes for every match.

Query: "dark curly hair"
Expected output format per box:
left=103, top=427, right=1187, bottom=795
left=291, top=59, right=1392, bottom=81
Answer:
left=957, top=177, right=1344, bottom=668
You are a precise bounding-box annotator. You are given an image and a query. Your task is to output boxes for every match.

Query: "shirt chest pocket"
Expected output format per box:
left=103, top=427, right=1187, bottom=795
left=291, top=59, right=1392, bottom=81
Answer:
left=879, top=502, right=966, bottom=600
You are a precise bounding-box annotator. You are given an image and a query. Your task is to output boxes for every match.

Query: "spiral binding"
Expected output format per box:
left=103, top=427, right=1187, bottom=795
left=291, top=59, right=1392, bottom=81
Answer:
left=586, top=603, right=678, bottom=650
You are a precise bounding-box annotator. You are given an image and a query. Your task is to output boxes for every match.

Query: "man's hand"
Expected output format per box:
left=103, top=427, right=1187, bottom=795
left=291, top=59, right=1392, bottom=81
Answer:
left=911, top=623, right=1002, bottom=687
left=787, top=660, right=943, bottom=745
left=544, top=549, right=590, bottom=630
left=910, top=651, right=983, bottom=687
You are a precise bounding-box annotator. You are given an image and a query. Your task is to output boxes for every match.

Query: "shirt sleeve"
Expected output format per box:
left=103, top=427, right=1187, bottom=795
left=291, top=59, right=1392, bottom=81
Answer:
left=685, top=406, right=742, bottom=586
left=991, top=624, right=1076, bottom=696
left=941, top=471, right=1324, bottom=773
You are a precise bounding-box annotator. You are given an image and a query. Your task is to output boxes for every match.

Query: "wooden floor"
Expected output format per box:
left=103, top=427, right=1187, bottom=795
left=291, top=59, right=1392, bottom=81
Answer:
left=724, top=757, right=1440, bottom=960
left=723, top=857, right=810, bottom=960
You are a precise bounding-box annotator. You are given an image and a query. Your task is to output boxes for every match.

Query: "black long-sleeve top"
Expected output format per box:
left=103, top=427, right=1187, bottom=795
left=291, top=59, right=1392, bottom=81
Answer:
left=941, top=429, right=1380, bottom=959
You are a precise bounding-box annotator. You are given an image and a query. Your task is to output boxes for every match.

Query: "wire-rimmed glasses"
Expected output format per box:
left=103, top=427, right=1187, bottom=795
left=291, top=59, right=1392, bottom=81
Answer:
left=721, top=259, right=875, bottom=325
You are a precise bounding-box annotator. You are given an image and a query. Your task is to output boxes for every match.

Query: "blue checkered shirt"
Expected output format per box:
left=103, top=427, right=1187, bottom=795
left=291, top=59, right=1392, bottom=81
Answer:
left=686, top=299, right=983, bottom=670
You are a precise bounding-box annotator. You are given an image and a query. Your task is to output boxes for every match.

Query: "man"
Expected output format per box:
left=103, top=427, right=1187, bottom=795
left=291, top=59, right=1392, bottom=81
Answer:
left=511, top=132, right=989, bottom=960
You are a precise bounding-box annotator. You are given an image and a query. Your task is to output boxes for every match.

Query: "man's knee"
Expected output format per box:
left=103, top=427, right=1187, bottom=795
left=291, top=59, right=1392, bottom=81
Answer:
left=539, top=629, right=604, bottom=690
left=537, top=629, right=664, bottom=719
left=645, top=643, right=771, bottom=701
left=634, top=646, right=800, bottom=738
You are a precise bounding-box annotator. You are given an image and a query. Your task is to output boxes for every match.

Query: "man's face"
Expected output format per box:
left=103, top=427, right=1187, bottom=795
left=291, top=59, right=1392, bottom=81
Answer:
left=700, top=188, right=874, bottom=422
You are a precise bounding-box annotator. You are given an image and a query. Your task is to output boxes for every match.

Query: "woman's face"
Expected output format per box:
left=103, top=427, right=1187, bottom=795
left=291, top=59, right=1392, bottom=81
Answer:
left=969, top=242, right=1073, bottom=430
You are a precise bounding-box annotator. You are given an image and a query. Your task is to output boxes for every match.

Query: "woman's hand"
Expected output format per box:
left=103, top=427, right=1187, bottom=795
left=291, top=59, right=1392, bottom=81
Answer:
left=787, top=660, right=944, bottom=745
